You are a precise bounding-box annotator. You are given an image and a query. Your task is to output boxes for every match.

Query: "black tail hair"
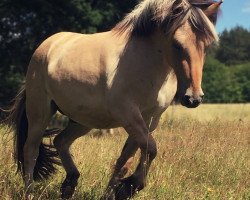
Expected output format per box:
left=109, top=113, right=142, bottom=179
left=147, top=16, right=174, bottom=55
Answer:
left=3, top=86, right=61, bottom=181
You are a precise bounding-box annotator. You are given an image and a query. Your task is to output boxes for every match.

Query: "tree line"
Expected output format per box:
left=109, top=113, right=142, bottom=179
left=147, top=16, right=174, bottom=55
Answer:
left=0, top=0, right=249, bottom=105
left=204, top=26, right=250, bottom=103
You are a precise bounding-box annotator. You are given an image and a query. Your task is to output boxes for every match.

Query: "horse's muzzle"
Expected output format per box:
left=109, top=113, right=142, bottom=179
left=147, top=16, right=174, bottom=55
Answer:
left=181, top=94, right=204, bottom=108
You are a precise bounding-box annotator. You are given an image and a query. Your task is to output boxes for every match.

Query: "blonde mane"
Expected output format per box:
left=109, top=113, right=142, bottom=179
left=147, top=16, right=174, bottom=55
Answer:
left=113, top=0, right=219, bottom=44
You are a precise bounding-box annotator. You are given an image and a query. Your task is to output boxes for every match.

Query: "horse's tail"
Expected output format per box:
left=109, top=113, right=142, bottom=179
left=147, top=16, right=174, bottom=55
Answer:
left=3, top=86, right=61, bottom=181
left=3, top=86, right=28, bottom=177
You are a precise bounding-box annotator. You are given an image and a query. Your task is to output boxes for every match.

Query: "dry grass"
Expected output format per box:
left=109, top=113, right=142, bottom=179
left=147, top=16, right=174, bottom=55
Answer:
left=0, top=104, right=250, bottom=200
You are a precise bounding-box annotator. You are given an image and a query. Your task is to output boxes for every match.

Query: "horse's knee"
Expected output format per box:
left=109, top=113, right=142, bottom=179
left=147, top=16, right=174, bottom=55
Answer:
left=65, top=172, right=80, bottom=182
left=141, top=136, right=157, bottom=160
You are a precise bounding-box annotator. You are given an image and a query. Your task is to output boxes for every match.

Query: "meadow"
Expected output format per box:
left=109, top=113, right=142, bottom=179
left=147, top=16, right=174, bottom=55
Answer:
left=0, top=104, right=249, bottom=200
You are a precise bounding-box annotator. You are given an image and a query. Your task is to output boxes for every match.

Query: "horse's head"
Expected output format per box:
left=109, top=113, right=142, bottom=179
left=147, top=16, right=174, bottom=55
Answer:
left=169, top=1, right=222, bottom=108
left=113, top=0, right=222, bottom=108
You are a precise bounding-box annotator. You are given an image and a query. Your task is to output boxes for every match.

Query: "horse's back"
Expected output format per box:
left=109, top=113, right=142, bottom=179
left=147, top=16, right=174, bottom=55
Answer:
left=30, top=31, right=123, bottom=84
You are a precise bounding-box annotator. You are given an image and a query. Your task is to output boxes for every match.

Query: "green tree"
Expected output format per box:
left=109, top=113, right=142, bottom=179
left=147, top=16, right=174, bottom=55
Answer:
left=203, top=56, right=244, bottom=103
left=215, top=27, right=250, bottom=65
left=233, top=63, right=250, bottom=102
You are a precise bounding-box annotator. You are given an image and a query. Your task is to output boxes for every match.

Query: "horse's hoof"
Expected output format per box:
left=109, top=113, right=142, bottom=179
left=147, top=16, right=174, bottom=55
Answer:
left=61, top=185, right=75, bottom=199
left=114, top=176, right=144, bottom=200
left=61, top=176, right=78, bottom=199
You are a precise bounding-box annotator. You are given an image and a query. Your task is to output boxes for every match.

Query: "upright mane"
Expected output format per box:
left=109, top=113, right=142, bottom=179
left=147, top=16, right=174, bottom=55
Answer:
left=113, top=0, right=219, bottom=44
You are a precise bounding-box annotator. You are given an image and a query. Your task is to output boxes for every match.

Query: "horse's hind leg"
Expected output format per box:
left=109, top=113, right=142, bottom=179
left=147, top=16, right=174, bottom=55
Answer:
left=53, top=120, right=91, bottom=199
left=24, top=94, right=55, bottom=191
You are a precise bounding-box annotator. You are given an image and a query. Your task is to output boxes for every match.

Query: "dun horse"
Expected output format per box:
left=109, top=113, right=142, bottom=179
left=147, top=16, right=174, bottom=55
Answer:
left=5, top=0, right=222, bottom=199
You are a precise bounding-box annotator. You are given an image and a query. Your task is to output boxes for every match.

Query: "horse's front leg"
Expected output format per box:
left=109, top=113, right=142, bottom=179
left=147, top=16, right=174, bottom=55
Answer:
left=115, top=135, right=157, bottom=200
left=102, top=136, right=138, bottom=200
left=105, top=105, right=157, bottom=200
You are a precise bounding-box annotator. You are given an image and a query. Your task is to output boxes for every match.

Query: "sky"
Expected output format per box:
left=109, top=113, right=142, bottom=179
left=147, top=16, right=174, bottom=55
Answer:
left=216, top=0, right=250, bottom=32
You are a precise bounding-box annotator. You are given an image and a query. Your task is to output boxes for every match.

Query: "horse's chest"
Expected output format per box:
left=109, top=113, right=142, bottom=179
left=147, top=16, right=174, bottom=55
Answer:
left=157, top=76, right=177, bottom=108
left=141, top=72, right=177, bottom=112
left=139, top=75, right=177, bottom=131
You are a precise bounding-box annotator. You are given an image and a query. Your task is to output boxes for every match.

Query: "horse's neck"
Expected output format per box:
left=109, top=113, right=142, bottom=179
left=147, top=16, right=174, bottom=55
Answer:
left=112, top=31, right=176, bottom=97
left=126, top=30, right=173, bottom=77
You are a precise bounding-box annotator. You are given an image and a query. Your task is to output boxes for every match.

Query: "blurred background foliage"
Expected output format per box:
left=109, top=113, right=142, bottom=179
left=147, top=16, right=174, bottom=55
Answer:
left=0, top=0, right=249, bottom=106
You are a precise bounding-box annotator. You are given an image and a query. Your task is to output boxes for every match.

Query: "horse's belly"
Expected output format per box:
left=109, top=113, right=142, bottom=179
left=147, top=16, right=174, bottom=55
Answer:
left=56, top=97, right=118, bottom=128
left=48, top=80, right=118, bottom=128
left=68, top=110, right=118, bottom=129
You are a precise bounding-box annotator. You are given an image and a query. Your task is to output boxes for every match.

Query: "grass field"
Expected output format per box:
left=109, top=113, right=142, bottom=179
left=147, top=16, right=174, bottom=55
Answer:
left=0, top=104, right=249, bottom=200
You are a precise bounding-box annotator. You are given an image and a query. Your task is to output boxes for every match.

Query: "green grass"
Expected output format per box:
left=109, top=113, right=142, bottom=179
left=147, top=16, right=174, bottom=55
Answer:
left=0, top=104, right=250, bottom=199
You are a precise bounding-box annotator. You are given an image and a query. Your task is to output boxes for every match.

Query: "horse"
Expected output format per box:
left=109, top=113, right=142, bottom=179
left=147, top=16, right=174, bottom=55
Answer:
left=5, top=0, right=222, bottom=199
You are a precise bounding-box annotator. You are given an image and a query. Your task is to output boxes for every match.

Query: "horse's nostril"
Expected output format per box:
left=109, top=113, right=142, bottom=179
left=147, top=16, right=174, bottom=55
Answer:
left=182, top=95, right=202, bottom=108
left=193, top=99, right=200, bottom=105
left=182, top=94, right=204, bottom=107
left=184, top=95, right=191, bottom=103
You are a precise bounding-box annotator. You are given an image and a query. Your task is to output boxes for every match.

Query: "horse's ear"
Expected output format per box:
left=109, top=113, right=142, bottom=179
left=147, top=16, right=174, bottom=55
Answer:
left=203, top=0, right=223, bottom=17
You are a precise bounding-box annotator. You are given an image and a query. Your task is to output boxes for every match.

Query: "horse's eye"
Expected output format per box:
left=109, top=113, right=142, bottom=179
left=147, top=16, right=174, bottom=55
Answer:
left=173, top=42, right=182, bottom=51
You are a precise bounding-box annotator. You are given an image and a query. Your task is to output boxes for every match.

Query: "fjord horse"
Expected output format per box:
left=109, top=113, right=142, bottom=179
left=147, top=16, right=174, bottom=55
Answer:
left=5, top=0, right=222, bottom=199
